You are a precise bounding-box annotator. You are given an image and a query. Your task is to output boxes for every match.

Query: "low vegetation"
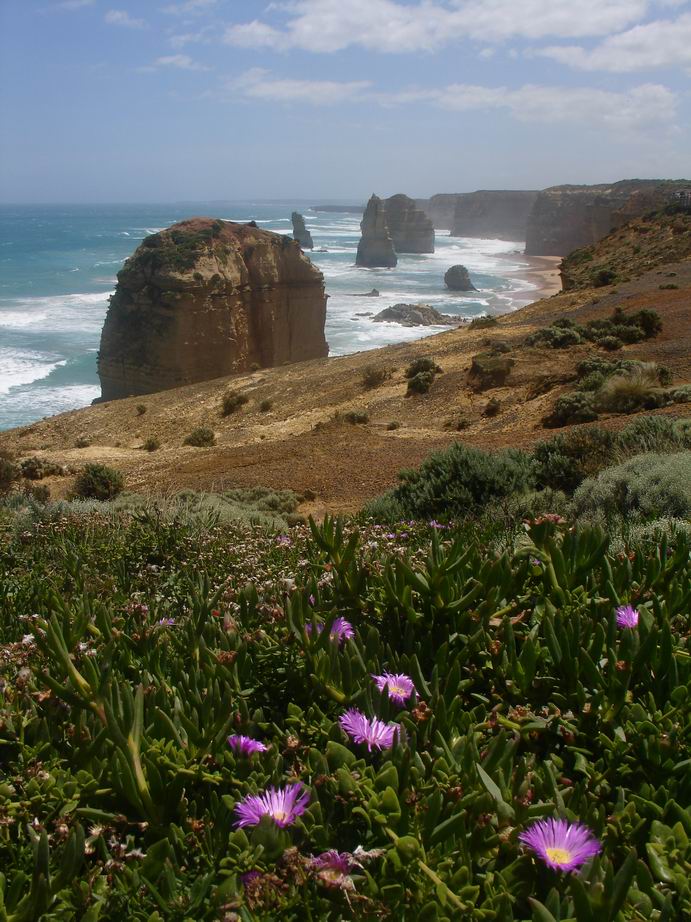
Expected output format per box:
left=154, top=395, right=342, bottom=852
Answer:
left=361, top=366, right=393, bottom=389
left=72, top=462, right=125, bottom=500
left=183, top=426, right=216, bottom=448
left=405, top=357, right=442, bottom=396
left=222, top=390, right=249, bottom=416
left=526, top=308, right=662, bottom=353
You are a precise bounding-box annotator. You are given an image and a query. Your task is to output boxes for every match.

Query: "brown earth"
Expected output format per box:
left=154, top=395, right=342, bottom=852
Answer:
left=1, top=254, right=689, bottom=516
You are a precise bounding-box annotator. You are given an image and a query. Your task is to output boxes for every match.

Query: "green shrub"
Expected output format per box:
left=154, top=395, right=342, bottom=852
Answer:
left=533, top=426, right=617, bottom=492
left=405, top=357, right=441, bottom=378
left=72, top=463, right=124, bottom=500
left=368, top=442, right=535, bottom=520
left=598, top=335, right=623, bottom=351
left=75, top=436, right=91, bottom=449
left=615, top=415, right=691, bottom=456
left=526, top=323, right=583, bottom=349
left=221, top=390, right=249, bottom=416
left=343, top=410, right=369, bottom=424
left=0, top=451, right=19, bottom=495
left=136, top=404, right=147, bottom=416
left=543, top=392, right=598, bottom=428
left=142, top=437, right=160, bottom=452
left=23, top=483, right=50, bottom=504
left=259, top=398, right=273, bottom=412
left=592, top=268, right=617, bottom=287
left=468, top=315, right=498, bottom=329
left=361, top=366, right=392, bottom=389
left=406, top=371, right=435, bottom=395
left=183, top=427, right=215, bottom=447
left=574, top=451, right=691, bottom=519
left=469, top=352, right=515, bottom=390
left=596, top=368, right=670, bottom=414
left=19, top=457, right=64, bottom=480
left=483, top=397, right=501, bottom=417
left=386, top=421, right=400, bottom=430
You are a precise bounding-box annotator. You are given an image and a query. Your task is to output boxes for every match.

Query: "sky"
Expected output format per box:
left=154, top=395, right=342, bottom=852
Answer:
left=1, top=0, right=690, bottom=202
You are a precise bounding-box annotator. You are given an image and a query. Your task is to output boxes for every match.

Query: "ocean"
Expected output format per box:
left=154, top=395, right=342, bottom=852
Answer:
left=0, top=202, right=537, bottom=431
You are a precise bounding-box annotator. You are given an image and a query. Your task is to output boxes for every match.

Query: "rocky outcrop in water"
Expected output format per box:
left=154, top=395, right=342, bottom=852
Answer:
left=97, top=218, right=328, bottom=401
left=385, top=194, right=435, bottom=253
left=524, top=180, right=686, bottom=256
left=356, top=195, right=397, bottom=268
left=444, top=265, right=477, bottom=291
left=450, top=191, right=538, bottom=240
left=373, top=303, right=458, bottom=327
left=291, top=212, right=314, bottom=249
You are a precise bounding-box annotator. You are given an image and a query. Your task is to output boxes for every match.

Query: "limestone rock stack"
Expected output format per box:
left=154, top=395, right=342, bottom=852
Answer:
left=444, top=265, right=477, bottom=291
left=97, top=218, right=328, bottom=401
left=355, top=195, right=397, bottom=268
left=291, top=211, right=314, bottom=249
left=385, top=194, right=435, bottom=253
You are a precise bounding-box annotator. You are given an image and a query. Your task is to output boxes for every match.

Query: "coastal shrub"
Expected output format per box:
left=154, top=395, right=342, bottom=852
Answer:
left=526, top=321, right=583, bottom=349
left=469, top=351, right=515, bottom=390
left=598, top=335, right=623, bottom=351
left=221, top=390, right=249, bottom=416
left=386, top=421, right=400, bottom=430
left=361, top=366, right=392, bottom=389
left=183, top=426, right=215, bottom=447
left=23, top=483, right=51, bottom=504
left=404, top=357, right=441, bottom=378
left=596, top=368, right=670, bottom=414
left=468, top=314, right=498, bottom=329
left=574, top=451, right=691, bottom=519
left=369, top=442, right=534, bottom=519
left=343, top=410, right=369, bottom=424
left=142, top=437, right=160, bottom=452
left=136, top=403, right=147, bottom=416
left=75, top=435, right=91, bottom=448
left=543, top=391, right=598, bottom=428
left=406, top=371, right=435, bottom=395
left=592, top=267, right=617, bottom=287
left=615, top=414, right=691, bottom=456
left=527, top=308, right=662, bottom=352
left=19, top=456, right=65, bottom=480
left=72, top=462, right=124, bottom=500
left=533, top=425, right=616, bottom=492
left=0, top=451, right=19, bottom=495
left=259, top=398, right=273, bottom=412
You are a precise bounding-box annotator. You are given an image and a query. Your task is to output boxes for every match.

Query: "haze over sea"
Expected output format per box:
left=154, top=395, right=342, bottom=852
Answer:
left=0, top=202, right=539, bottom=431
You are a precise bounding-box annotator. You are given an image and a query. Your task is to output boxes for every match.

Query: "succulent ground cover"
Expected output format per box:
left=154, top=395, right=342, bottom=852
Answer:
left=0, top=507, right=689, bottom=920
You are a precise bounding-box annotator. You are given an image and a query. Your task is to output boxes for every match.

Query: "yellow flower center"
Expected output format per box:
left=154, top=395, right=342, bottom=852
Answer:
left=272, top=810, right=287, bottom=822
left=545, top=847, right=572, bottom=865
left=321, top=868, right=343, bottom=883
left=391, top=684, right=405, bottom=696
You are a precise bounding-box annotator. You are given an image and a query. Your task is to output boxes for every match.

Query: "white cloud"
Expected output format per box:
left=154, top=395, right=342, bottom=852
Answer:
left=226, top=68, right=371, bottom=105
left=56, top=0, right=95, bottom=9
left=162, top=0, right=217, bottom=14
left=223, top=0, right=650, bottom=53
left=170, top=28, right=214, bottom=48
left=105, top=9, right=146, bottom=28
left=222, top=70, right=677, bottom=133
left=539, top=12, right=691, bottom=72
left=148, top=54, right=209, bottom=70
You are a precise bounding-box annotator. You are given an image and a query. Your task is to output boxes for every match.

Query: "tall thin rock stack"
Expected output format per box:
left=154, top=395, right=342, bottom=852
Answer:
left=291, top=211, right=314, bottom=249
left=385, top=194, right=435, bottom=253
left=356, top=195, right=397, bottom=268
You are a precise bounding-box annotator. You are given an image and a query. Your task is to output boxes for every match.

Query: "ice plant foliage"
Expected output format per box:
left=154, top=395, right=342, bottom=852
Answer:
left=616, top=605, right=640, bottom=629
left=339, top=708, right=401, bottom=751
left=372, top=672, right=415, bottom=705
left=227, top=735, right=268, bottom=756
left=519, top=818, right=602, bottom=872
left=234, top=783, right=310, bottom=828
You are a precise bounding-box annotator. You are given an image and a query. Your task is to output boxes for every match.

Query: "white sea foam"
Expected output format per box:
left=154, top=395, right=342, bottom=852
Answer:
left=0, top=291, right=111, bottom=334
left=0, top=348, right=66, bottom=396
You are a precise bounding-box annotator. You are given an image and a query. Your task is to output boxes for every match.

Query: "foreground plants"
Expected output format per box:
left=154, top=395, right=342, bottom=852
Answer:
left=0, top=508, right=689, bottom=920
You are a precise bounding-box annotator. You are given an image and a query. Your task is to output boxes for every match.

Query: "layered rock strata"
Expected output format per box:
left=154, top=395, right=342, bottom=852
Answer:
left=291, top=212, right=314, bottom=249
left=524, top=180, right=687, bottom=256
left=450, top=191, right=538, bottom=240
left=356, top=196, right=397, bottom=268
left=385, top=194, right=435, bottom=253
left=97, top=218, right=328, bottom=401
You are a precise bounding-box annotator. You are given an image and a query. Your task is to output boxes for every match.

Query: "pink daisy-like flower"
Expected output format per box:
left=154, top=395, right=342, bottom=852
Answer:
left=519, top=818, right=601, bottom=872
left=615, top=605, right=639, bottom=629
left=308, top=851, right=355, bottom=890
left=372, top=672, right=415, bottom=706
left=339, top=708, right=401, bottom=751
left=306, top=617, right=354, bottom=644
left=227, top=735, right=269, bottom=756
left=234, top=782, right=310, bottom=828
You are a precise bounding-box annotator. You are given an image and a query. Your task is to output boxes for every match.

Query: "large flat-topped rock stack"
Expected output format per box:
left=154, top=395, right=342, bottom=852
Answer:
left=385, top=194, right=435, bottom=253
left=97, top=218, right=328, bottom=401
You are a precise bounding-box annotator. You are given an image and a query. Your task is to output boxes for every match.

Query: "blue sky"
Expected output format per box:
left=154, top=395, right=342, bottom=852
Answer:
left=1, top=0, right=690, bottom=202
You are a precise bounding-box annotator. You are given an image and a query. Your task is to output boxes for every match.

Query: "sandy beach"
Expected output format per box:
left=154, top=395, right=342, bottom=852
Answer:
left=498, top=251, right=563, bottom=305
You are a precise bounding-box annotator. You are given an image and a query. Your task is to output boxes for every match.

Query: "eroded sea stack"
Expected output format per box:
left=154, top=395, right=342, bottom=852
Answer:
left=291, top=211, right=314, bottom=249
left=97, top=218, right=328, bottom=401
left=450, top=191, right=538, bottom=240
left=356, top=195, right=397, bottom=268
left=385, top=194, right=435, bottom=253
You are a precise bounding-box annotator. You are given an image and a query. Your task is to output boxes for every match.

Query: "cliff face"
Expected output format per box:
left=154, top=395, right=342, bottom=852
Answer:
left=97, top=218, right=328, bottom=401
left=450, top=191, right=538, bottom=240
left=416, top=194, right=460, bottom=230
left=291, top=212, right=314, bottom=249
left=524, top=180, right=688, bottom=256
left=356, top=195, right=397, bottom=268
left=385, top=194, right=435, bottom=253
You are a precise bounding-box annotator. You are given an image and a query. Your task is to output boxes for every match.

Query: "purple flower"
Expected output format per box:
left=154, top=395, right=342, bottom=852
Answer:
left=339, top=708, right=401, bottom=751
left=309, top=851, right=355, bottom=890
left=306, top=617, right=354, bottom=644
left=157, top=617, right=175, bottom=627
left=616, top=605, right=639, bottom=629
left=308, top=594, right=316, bottom=606
left=241, top=870, right=262, bottom=888
left=234, top=782, right=310, bottom=828
left=227, top=735, right=269, bottom=756
left=372, top=672, right=415, bottom=706
left=276, top=535, right=292, bottom=546
left=519, top=818, right=601, bottom=872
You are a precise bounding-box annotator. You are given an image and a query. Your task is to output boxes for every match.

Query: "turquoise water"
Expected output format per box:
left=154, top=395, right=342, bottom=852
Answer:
left=0, top=202, right=536, bottom=430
